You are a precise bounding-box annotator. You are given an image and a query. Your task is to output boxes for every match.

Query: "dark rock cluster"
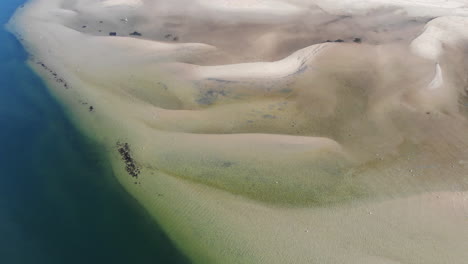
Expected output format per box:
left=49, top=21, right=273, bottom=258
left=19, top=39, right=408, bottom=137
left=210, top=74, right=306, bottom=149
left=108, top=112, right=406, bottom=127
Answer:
left=129, top=31, right=142, bottom=36
left=77, top=20, right=144, bottom=38
left=116, top=141, right=141, bottom=178
left=164, top=33, right=178, bottom=41
left=325, top=37, right=362, bottom=43
left=36, top=61, right=70, bottom=89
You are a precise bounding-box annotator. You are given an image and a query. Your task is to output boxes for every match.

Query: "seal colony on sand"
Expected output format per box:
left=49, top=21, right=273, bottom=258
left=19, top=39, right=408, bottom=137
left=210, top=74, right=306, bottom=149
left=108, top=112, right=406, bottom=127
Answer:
left=8, top=0, right=468, bottom=263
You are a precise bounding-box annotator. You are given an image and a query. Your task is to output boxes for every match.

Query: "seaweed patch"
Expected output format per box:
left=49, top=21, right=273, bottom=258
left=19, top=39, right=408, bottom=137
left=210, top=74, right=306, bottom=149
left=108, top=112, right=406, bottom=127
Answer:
left=36, top=61, right=71, bottom=89
left=197, top=88, right=228, bottom=105
left=116, top=141, right=140, bottom=178
left=129, top=31, right=142, bottom=36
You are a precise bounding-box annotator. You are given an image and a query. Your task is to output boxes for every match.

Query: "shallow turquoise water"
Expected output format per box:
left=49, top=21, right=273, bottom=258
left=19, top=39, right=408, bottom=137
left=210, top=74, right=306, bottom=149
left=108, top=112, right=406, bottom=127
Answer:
left=0, top=1, right=189, bottom=263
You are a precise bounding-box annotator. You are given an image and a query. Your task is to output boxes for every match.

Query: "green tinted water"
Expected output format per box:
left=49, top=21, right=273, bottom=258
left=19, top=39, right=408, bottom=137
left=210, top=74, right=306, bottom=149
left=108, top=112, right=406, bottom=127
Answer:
left=0, top=1, right=189, bottom=263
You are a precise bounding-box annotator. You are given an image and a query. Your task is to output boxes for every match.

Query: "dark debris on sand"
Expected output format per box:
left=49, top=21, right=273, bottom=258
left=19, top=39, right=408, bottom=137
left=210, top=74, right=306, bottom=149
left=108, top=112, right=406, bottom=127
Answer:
left=36, top=61, right=71, bottom=89
left=116, top=141, right=141, bottom=179
left=164, top=33, right=178, bottom=41
left=129, top=31, right=142, bottom=36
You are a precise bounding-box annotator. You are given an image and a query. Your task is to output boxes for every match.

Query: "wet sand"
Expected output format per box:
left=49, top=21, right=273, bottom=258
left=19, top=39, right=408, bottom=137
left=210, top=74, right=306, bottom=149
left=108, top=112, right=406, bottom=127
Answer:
left=8, top=0, right=468, bottom=263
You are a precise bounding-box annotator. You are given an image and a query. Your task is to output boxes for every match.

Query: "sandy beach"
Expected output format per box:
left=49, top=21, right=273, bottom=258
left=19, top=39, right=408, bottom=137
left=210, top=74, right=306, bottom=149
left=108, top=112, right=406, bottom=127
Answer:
left=8, top=0, right=468, bottom=263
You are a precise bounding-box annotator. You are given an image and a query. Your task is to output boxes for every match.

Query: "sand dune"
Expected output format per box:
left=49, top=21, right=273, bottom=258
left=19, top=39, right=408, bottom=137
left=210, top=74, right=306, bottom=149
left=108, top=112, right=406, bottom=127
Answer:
left=311, top=0, right=468, bottom=16
left=411, top=16, right=468, bottom=60
left=8, top=0, right=468, bottom=263
left=192, top=44, right=328, bottom=80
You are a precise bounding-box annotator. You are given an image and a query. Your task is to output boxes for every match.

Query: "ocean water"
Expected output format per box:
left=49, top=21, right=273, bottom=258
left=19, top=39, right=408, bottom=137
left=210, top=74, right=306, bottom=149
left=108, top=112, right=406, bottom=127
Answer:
left=0, top=1, right=189, bottom=263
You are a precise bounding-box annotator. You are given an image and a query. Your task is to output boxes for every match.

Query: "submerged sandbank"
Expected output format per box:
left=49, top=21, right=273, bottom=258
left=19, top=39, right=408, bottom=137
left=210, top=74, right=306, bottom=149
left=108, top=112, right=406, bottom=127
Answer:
left=8, top=0, right=468, bottom=263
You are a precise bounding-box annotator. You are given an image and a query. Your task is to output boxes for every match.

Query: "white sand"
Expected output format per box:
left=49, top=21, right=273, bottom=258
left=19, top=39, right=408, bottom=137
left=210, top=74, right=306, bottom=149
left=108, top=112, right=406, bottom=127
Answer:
left=102, top=0, right=143, bottom=7
left=8, top=0, right=468, bottom=263
left=309, top=0, right=468, bottom=16
left=192, top=44, right=329, bottom=80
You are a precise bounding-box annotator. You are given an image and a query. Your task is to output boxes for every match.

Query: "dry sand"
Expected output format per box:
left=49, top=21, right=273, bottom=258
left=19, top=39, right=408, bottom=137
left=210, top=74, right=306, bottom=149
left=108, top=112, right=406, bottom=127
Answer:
left=8, top=0, right=468, bottom=263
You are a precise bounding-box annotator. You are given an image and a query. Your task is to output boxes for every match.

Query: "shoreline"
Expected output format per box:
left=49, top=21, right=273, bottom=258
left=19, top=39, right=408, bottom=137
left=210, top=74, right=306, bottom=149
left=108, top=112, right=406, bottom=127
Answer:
left=0, top=1, right=190, bottom=262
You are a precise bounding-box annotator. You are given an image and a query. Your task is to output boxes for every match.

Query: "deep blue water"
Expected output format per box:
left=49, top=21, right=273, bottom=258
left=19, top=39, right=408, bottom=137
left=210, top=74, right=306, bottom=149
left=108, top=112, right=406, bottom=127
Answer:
left=0, top=1, right=189, bottom=263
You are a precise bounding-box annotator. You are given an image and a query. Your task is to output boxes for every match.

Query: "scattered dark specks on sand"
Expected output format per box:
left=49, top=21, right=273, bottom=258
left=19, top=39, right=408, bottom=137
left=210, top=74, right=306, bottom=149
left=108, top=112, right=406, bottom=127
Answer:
left=326, top=39, right=346, bottom=43
left=263, top=114, right=277, bottom=119
left=157, top=82, right=168, bottom=90
left=129, top=31, right=142, bottom=36
left=109, top=32, right=117, bottom=36
left=294, top=65, right=308, bottom=75
left=197, top=89, right=228, bottom=105
left=36, top=61, right=71, bottom=89
left=206, top=78, right=238, bottom=84
left=221, top=162, right=233, bottom=168
left=280, top=88, right=293, bottom=93
left=116, top=141, right=141, bottom=178
left=164, top=33, right=179, bottom=41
